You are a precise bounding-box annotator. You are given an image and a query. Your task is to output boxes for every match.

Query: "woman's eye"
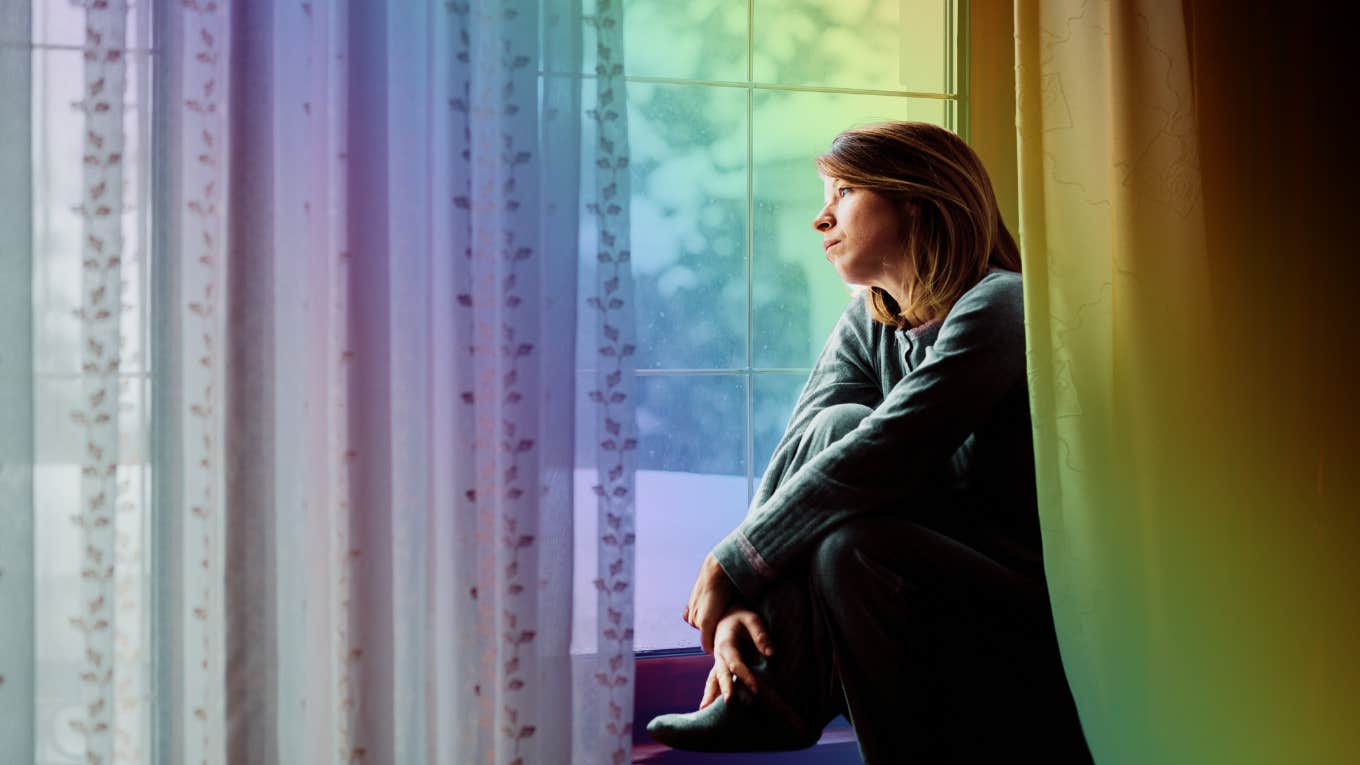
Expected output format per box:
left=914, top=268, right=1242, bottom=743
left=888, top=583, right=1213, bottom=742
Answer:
left=838, top=186, right=851, bottom=198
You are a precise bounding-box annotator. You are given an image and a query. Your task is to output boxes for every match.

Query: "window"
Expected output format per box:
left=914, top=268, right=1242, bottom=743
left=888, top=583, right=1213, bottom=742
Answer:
left=569, top=0, right=965, bottom=654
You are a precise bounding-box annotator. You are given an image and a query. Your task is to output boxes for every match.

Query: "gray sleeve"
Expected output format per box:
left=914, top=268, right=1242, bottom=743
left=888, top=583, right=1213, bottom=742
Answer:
left=712, top=276, right=1027, bottom=600
left=749, top=290, right=884, bottom=515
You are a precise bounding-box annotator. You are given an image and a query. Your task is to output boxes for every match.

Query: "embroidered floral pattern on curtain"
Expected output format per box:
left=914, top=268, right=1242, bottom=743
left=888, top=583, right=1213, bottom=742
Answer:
left=176, top=1, right=229, bottom=762
left=582, top=2, right=638, bottom=762
left=448, top=0, right=579, bottom=761
left=3, top=0, right=636, bottom=763
left=73, top=2, right=139, bottom=763
left=207, top=0, right=633, bottom=762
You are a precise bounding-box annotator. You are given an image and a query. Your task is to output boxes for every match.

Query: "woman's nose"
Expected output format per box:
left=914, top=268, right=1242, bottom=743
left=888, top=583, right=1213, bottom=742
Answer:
left=812, top=209, right=833, bottom=232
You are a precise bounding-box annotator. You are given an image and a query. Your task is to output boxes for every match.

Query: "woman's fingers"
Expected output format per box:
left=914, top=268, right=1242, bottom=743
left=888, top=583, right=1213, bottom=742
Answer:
left=719, top=642, right=757, bottom=695
left=699, top=608, right=720, bottom=654
left=683, top=573, right=699, bottom=627
left=738, top=610, right=775, bottom=656
left=714, top=655, right=733, bottom=701
left=683, top=559, right=710, bottom=630
left=699, top=665, right=720, bottom=710
left=714, top=611, right=760, bottom=694
left=684, top=554, right=738, bottom=651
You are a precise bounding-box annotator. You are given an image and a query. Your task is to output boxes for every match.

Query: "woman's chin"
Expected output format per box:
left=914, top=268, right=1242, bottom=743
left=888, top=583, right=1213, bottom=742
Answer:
left=833, top=269, right=870, bottom=288
left=827, top=258, right=853, bottom=282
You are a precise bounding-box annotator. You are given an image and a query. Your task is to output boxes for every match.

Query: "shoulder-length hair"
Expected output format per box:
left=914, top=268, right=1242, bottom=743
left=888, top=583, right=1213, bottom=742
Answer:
left=815, top=121, right=1021, bottom=329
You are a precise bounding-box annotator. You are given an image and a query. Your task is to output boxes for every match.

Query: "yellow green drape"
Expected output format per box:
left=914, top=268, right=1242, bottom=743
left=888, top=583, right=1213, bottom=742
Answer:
left=1013, top=1, right=1357, bottom=763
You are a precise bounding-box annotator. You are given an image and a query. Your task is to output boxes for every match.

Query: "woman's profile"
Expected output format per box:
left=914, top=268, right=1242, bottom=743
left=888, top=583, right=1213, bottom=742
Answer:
left=645, top=121, right=1094, bottom=764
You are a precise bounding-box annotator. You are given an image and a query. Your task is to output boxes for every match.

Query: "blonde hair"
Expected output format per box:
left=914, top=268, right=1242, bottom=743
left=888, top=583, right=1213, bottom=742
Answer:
left=815, top=121, right=1021, bottom=329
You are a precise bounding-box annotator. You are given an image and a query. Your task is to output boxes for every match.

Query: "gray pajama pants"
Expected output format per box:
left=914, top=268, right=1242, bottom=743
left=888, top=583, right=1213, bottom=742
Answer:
left=745, top=402, right=1094, bottom=764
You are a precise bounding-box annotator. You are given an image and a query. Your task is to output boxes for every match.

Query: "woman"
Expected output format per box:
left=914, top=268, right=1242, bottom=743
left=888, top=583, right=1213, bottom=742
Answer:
left=646, top=122, right=1093, bottom=763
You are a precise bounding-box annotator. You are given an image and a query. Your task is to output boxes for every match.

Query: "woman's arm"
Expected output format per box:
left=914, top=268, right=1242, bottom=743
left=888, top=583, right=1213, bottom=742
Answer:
left=712, top=271, right=1028, bottom=600
left=748, top=289, right=885, bottom=516
left=681, top=290, right=885, bottom=651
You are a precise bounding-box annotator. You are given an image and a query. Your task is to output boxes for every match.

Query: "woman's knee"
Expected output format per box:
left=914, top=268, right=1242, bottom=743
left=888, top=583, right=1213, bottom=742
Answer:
left=810, top=516, right=919, bottom=603
left=804, top=403, right=872, bottom=449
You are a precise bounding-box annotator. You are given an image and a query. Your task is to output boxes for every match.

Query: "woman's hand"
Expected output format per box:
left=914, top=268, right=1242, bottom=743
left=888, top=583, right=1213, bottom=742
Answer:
left=698, top=608, right=776, bottom=709
left=682, top=553, right=735, bottom=653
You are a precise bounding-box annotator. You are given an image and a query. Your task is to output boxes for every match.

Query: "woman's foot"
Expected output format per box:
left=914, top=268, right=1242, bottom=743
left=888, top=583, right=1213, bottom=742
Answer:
left=645, top=678, right=823, bottom=753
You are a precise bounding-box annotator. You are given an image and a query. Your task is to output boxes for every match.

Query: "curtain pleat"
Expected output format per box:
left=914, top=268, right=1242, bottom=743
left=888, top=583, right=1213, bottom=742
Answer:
left=76, top=3, right=148, bottom=763
left=174, top=1, right=232, bottom=763
left=1016, top=2, right=1357, bottom=763
left=189, top=1, right=627, bottom=763
left=1017, top=2, right=1213, bottom=762
left=579, top=2, right=639, bottom=761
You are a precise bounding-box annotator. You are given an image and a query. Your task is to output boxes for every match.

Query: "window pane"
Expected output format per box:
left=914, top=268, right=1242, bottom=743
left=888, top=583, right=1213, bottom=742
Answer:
left=610, top=1, right=963, bottom=658
left=754, top=0, right=955, bottom=93
left=634, top=374, right=747, bottom=649
left=752, top=372, right=808, bottom=489
left=609, top=0, right=748, bottom=82
left=636, top=374, right=746, bottom=476
left=908, top=94, right=954, bottom=128
left=625, top=81, right=748, bottom=370
left=753, top=90, right=950, bottom=369
left=633, top=465, right=748, bottom=651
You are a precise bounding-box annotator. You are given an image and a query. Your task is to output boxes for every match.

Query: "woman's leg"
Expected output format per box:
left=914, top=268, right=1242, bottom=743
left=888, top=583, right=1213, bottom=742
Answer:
left=810, top=514, right=1094, bottom=764
left=646, top=405, right=867, bottom=752
left=730, top=554, right=848, bottom=736
left=642, top=562, right=846, bottom=753
left=656, top=401, right=1093, bottom=759
left=723, top=404, right=873, bottom=732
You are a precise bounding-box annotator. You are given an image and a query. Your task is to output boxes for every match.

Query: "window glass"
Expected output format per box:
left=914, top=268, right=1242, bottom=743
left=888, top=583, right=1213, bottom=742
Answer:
left=627, top=81, right=749, bottom=371
left=754, top=0, right=954, bottom=93
left=634, top=375, right=749, bottom=650
left=574, top=1, right=961, bottom=654
left=604, top=0, right=749, bottom=82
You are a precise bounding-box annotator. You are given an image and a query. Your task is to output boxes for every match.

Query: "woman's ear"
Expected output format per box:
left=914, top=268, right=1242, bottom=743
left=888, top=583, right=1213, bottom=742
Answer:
left=897, top=196, right=918, bottom=219
left=895, top=198, right=918, bottom=239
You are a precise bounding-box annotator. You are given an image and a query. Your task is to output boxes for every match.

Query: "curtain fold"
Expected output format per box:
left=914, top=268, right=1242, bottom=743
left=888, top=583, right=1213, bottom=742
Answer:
left=1016, top=2, right=1356, bottom=764
left=174, top=0, right=232, bottom=761
left=212, top=0, right=635, bottom=761
left=578, top=4, right=640, bottom=762
left=4, top=0, right=636, bottom=762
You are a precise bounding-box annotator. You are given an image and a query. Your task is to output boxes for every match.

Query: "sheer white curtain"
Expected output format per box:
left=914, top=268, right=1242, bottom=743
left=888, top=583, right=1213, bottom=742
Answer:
left=1, top=0, right=637, bottom=763
left=2, top=1, right=156, bottom=762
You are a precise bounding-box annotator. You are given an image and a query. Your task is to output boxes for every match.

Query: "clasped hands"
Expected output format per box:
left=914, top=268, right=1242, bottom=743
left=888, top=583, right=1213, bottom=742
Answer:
left=683, top=552, right=775, bottom=709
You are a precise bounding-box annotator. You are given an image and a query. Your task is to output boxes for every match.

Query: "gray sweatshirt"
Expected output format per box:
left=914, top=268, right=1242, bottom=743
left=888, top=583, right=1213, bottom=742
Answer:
left=712, top=267, right=1044, bottom=600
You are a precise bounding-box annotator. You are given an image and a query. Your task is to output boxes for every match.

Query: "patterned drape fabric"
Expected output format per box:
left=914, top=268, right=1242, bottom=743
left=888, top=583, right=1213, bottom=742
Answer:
left=1015, top=2, right=1350, bottom=764
left=74, top=3, right=143, bottom=764
left=1015, top=2, right=1212, bottom=762
left=175, top=2, right=229, bottom=763
left=1, top=1, right=634, bottom=763
left=581, top=5, right=639, bottom=764
left=0, top=1, right=157, bottom=762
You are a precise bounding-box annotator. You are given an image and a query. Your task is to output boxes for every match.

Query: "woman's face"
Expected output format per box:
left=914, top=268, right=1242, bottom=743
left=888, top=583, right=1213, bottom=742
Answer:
left=812, top=174, right=908, bottom=289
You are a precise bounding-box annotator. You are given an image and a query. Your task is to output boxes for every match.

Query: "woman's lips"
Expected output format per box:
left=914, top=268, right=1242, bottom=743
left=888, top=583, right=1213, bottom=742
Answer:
left=823, top=240, right=840, bottom=251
